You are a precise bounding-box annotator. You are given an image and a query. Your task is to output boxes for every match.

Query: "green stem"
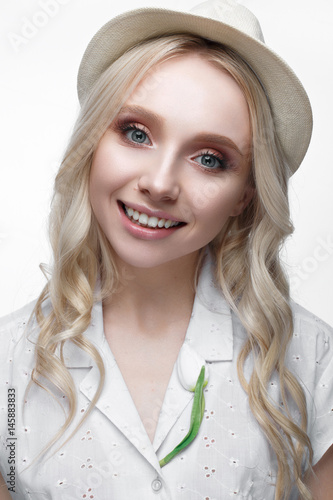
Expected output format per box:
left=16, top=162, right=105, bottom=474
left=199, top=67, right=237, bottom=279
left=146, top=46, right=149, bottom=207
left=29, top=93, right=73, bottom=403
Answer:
left=159, top=365, right=207, bottom=468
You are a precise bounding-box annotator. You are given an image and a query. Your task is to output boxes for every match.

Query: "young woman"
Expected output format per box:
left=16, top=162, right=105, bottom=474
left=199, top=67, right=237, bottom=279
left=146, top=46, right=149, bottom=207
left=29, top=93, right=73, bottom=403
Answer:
left=1, top=1, right=332, bottom=499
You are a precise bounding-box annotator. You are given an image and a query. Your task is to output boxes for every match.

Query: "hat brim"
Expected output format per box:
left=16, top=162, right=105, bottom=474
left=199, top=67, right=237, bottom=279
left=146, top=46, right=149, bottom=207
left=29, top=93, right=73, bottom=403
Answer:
left=77, top=7, right=312, bottom=174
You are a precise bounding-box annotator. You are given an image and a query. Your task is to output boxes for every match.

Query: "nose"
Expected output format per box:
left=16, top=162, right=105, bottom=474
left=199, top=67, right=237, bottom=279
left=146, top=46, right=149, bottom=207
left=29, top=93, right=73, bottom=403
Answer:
left=137, top=152, right=181, bottom=202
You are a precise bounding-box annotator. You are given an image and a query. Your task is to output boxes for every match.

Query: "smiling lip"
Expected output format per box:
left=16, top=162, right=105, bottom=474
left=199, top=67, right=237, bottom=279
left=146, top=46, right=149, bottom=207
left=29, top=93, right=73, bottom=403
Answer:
left=117, top=201, right=186, bottom=240
left=120, top=201, right=184, bottom=223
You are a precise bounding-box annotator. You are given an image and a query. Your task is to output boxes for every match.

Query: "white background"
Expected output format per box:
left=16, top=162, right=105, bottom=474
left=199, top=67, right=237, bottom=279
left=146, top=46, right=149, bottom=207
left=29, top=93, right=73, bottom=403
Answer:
left=1, top=0, right=332, bottom=324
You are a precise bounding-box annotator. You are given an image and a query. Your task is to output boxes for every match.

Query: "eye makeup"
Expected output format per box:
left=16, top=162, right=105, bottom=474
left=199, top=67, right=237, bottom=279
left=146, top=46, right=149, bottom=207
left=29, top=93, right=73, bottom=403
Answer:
left=114, top=119, right=151, bottom=146
left=192, top=150, right=232, bottom=172
left=112, top=115, right=245, bottom=174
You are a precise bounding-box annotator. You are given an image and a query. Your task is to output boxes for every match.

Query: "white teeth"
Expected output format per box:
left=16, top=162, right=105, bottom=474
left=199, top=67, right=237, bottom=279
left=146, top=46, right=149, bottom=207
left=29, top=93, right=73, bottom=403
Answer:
left=124, top=204, right=181, bottom=229
left=139, top=213, right=148, bottom=225
left=148, top=216, right=158, bottom=228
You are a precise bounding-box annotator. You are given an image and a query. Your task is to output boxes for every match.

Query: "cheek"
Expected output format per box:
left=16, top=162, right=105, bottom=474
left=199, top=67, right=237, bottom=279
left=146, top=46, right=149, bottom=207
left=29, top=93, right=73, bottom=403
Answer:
left=191, top=181, right=245, bottom=222
left=89, top=161, right=109, bottom=210
left=89, top=143, right=133, bottom=198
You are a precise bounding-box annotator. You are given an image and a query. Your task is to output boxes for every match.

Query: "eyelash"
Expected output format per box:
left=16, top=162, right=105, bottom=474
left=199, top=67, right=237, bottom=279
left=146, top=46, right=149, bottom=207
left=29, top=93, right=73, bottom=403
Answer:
left=194, top=150, right=230, bottom=172
left=114, top=121, right=231, bottom=172
left=116, top=121, right=151, bottom=145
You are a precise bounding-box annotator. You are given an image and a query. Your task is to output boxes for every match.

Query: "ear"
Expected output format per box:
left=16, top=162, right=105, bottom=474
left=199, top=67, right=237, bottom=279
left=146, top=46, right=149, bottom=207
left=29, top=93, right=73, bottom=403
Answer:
left=230, top=185, right=255, bottom=217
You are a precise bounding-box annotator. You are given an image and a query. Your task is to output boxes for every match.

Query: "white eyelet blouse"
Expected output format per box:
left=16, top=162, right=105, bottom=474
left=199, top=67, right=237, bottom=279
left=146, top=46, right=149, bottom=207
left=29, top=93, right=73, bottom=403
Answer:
left=1, top=253, right=332, bottom=499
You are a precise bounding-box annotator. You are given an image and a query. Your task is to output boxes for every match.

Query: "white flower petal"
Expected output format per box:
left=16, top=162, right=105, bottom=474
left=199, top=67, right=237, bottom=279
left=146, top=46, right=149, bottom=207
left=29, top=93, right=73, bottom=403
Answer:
left=177, top=343, right=209, bottom=392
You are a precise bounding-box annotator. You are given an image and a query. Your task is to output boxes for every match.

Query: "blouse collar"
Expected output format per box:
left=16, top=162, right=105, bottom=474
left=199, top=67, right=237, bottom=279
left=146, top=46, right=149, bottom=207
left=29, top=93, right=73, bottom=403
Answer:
left=62, top=248, right=234, bottom=368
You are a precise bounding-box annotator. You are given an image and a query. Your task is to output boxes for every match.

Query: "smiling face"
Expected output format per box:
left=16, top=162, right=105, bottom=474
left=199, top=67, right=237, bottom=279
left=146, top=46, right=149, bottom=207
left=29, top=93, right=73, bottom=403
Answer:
left=89, top=53, right=253, bottom=270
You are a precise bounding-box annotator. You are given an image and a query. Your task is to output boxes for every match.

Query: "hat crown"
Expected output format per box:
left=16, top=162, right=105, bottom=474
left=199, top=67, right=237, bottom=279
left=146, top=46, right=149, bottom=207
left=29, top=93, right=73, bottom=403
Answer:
left=189, top=0, right=265, bottom=43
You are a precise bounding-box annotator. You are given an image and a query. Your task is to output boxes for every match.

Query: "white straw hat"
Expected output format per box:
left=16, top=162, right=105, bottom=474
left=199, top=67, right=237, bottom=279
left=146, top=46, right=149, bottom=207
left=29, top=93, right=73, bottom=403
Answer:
left=77, top=0, right=312, bottom=174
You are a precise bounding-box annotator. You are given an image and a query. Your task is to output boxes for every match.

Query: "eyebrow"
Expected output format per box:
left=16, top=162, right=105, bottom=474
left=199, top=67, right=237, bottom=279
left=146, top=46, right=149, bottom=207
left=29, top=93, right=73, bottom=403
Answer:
left=117, top=105, right=245, bottom=157
left=117, top=105, right=165, bottom=127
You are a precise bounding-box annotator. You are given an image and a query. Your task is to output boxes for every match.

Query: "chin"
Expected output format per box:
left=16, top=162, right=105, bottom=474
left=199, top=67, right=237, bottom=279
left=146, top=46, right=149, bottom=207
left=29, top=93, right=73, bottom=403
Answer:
left=111, top=245, right=195, bottom=271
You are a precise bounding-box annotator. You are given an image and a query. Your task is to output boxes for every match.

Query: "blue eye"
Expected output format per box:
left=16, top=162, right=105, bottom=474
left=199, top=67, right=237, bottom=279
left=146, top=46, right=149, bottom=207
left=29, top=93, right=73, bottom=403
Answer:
left=114, top=120, right=151, bottom=145
left=127, top=128, right=149, bottom=144
left=194, top=152, right=229, bottom=171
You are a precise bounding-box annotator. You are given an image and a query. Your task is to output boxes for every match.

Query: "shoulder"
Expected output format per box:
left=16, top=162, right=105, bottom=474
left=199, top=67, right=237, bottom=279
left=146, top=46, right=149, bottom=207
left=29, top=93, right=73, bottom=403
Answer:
left=0, top=302, right=40, bottom=418
left=0, top=299, right=54, bottom=403
left=0, top=302, right=40, bottom=378
left=0, top=301, right=36, bottom=339
left=289, top=304, right=333, bottom=465
left=286, top=303, right=333, bottom=426
left=291, top=301, right=332, bottom=334
left=0, top=299, right=51, bottom=366
left=290, top=301, right=333, bottom=365
left=0, top=300, right=37, bottom=327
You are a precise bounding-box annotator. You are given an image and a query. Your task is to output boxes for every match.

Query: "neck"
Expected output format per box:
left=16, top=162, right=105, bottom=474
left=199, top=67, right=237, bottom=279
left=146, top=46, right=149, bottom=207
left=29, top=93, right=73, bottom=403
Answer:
left=103, top=250, right=202, bottom=336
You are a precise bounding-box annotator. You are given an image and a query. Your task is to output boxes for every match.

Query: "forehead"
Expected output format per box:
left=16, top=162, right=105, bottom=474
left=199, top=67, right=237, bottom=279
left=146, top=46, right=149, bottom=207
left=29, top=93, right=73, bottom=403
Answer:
left=130, top=51, right=242, bottom=99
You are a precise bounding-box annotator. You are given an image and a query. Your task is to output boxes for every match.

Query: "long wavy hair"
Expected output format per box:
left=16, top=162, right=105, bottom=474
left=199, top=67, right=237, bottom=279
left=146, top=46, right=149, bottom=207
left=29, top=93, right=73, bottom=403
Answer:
left=28, top=34, right=313, bottom=499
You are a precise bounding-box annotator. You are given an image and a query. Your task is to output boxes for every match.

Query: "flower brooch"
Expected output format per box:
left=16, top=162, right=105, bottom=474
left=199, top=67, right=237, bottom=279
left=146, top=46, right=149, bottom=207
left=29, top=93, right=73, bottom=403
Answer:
left=159, top=344, right=209, bottom=467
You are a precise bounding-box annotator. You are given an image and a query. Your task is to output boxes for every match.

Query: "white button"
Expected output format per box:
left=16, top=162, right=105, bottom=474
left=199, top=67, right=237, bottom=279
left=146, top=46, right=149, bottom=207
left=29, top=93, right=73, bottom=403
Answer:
left=151, top=477, right=162, bottom=492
